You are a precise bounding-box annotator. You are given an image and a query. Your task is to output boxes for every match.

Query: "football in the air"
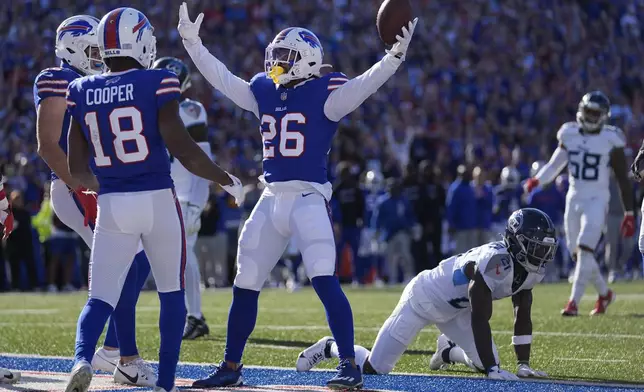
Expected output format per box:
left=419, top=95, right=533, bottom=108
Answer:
left=376, top=0, right=412, bottom=45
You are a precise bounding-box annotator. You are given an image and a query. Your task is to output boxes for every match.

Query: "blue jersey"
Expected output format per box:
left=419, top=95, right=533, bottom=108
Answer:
left=363, top=188, right=385, bottom=229
left=33, top=63, right=82, bottom=180
left=66, top=69, right=181, bottom=194
left=250, top=72, right=348, bottom=184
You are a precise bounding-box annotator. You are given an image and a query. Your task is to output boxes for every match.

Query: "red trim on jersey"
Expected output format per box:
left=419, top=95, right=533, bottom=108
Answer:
left=172, top=190, right=187, bottom=289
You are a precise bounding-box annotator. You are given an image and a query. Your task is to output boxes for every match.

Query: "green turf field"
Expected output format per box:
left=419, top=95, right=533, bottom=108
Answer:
left=1, top=282, right=643, bottom=385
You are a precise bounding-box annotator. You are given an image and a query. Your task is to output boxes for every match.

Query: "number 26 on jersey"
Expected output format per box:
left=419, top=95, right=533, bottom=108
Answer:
left=261, top=113, right=306, bottom=159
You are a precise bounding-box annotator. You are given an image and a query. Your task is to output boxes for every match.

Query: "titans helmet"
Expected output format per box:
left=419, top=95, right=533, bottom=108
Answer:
left=152, top=56, right=191, bottom=93
left=504, top=208, right=558, bottom=274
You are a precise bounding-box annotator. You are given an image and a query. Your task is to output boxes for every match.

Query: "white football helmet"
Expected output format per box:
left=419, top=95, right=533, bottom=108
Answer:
left=55, top=15, right=103, bottom=75
left=265, top=27, right=328, bottom=85
left=98, top=7, right=156, bottom=69
left=500, top=166, right=520, bottom=188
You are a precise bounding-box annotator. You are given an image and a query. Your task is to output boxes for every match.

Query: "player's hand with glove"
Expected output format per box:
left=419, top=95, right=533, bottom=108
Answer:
left=524, top=178, right=539, bottom=194
left=73, top=187, right=97, bottom=226
left=486, top=365, right=519, bottom=381
left=620, top=211, right=635, bottom=238
left=178, top=2, right=204, bottom=45
left=385, top=18, right=418, bottom=61
left=222, top=173, right=245, bottom=207
left=517, top=363, right=548, bottom=378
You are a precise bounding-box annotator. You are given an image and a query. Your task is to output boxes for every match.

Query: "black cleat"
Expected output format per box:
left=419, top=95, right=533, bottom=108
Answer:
left=182, top=315, right=210, bottom=340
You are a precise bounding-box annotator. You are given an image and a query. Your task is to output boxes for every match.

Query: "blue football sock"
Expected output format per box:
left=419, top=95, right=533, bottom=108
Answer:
left=224, top=285, right=260, bottom=363
left=134, top=251, right=151, bottom=289
left=74, top=298, right=113, bottom=365
left=103, top=252, right=150, bottom=353
left=103, top=317, right=119, bottom=349
left=311, top=275, right=355, bottom=360
left=157, top=290, right=186, bottom=391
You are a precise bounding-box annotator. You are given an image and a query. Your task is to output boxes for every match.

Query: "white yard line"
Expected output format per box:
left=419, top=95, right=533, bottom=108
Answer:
left=0, top=321, right=642, bottom=340
left=554, top=358, right=628, bottom=363
left=0, top=309, right=58, bottom=315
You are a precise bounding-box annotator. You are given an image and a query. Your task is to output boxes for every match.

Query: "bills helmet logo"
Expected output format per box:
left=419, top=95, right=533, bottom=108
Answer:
left=57, top=21, right=93, bottom=41
left=298, top=30, right=321, bottom=49
left=132, top=12, right=152, bottom=43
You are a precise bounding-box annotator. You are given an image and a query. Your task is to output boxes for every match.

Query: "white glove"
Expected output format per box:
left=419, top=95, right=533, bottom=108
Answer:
left=178, top=2, right=204, bottom=45
left=486, top=365, right=519, bottom=381
left=183, top=204, right=202, bottom=236
left=222, top=173, right=245, bottom=207
left=385, top=18, right=418, bottom=61
left=517, top=363, right=548, bottom=378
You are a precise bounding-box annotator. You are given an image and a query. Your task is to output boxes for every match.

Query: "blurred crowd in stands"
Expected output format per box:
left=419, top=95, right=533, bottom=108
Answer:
left=1, top=0, right=644, bottom=292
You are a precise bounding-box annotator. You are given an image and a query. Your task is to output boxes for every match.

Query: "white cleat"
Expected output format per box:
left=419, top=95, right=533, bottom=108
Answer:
left=0, top=367, right=21, bottom=384
left=92, top=347, right=119, bottom=373
left=429, top=334, right=455, bottom=371
left=153, top=387, right=178, bottom=392
left=113, top=358, right=157, bottom=387
left=65, top=360, right=92, bottom=392
left=296, top=336, right=334, bottom=372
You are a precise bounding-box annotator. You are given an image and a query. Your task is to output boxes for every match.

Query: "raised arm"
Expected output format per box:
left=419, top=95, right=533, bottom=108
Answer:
left=534, top=146, right=568, bottom=186
left=324, top=19, right=417, bottom=122
left=178, top=2, right=258, bottom=118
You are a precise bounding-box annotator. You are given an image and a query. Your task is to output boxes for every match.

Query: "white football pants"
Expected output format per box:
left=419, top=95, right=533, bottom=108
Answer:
left=50, top=179, right=145, bottom=252
left=366, top=274, right=499, bottom=374
left=180, top=202, right=203, bottom=318
left=565, top=195, right=609, bottom=301
left=234, top=188, right=336, bottom=291
left=89, top=189, right=185, bottom=307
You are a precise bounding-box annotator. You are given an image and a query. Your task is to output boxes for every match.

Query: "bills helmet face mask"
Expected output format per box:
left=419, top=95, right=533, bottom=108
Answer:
left=98, top=8, right=156, bottom=69
left=55, top=15, right=103, bottom=75
left=577, top=91, right=611, bottom=133
left=152, top=57, right=191, bottom=93
left=265, top=27, right=328, bottom=85
left=504, top=208, right=558, bottom=274
left=500, top=166, right=520, bottom=189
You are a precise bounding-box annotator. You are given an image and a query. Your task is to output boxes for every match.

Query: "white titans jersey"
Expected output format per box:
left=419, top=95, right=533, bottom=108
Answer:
left=419, top=242, right=544, bottom=315
left=170, top=99, right=211, bottom=209
left=558, top=122, right=626, bottom=200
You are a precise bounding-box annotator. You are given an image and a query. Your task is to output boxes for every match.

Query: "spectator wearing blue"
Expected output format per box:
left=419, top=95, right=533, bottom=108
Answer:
left=525, top=161, right=566, bottom=281
left=446, top=165, right=477, bottom=254
left=472, top=166, right=494, bottom=246
left=492, top=166, right=523, bottom=234
left=374, top=178, right=416, bottom=284
left=333, top=162, right=365, bottom=284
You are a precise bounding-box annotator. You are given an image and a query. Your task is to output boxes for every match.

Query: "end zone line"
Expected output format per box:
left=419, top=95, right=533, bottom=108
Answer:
left=2, top=352, right=643, bottom=390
